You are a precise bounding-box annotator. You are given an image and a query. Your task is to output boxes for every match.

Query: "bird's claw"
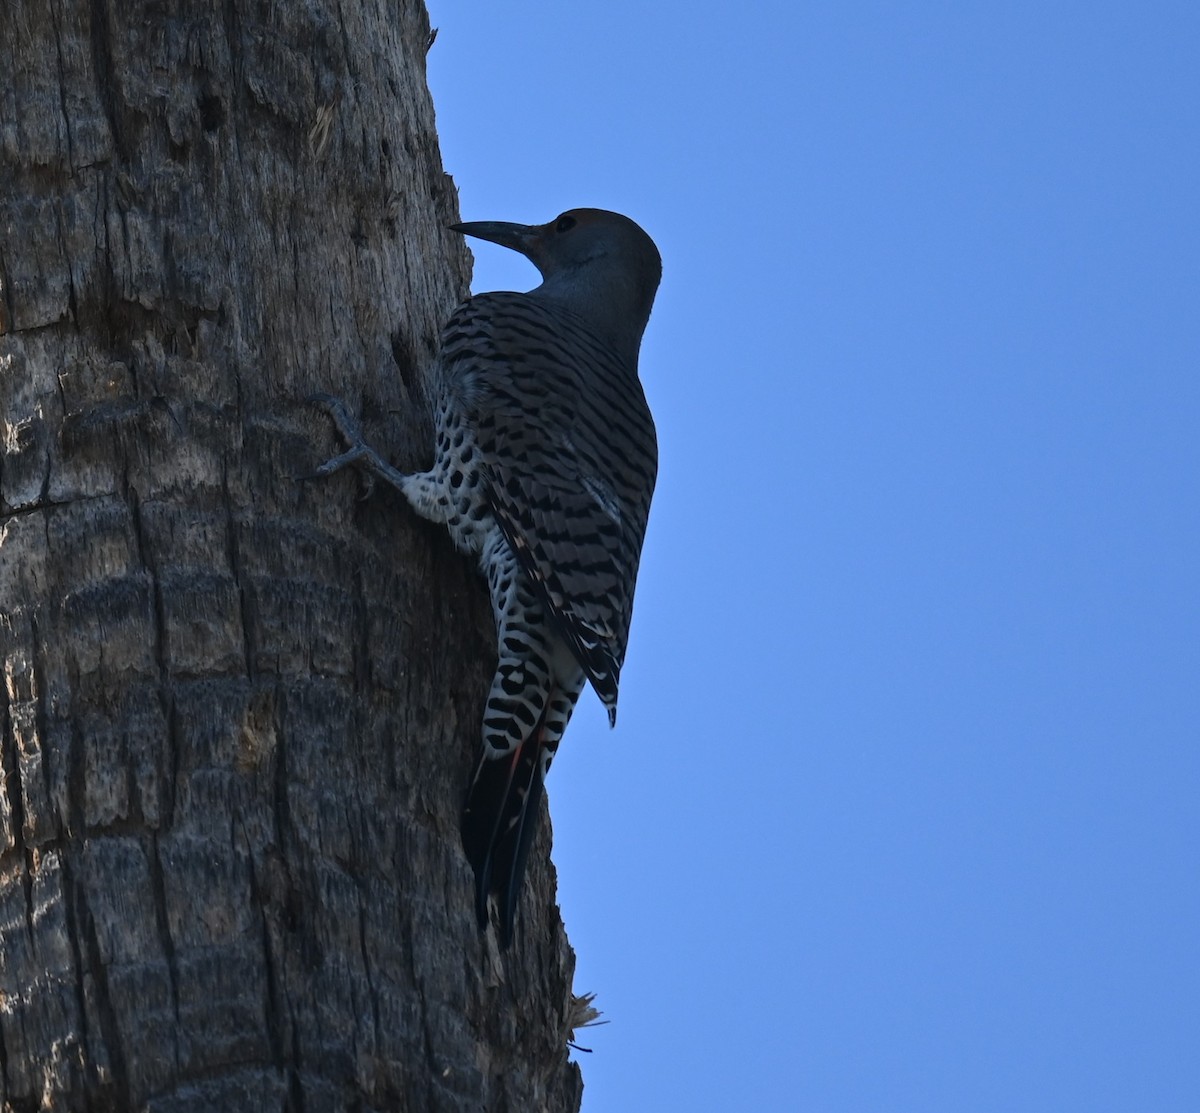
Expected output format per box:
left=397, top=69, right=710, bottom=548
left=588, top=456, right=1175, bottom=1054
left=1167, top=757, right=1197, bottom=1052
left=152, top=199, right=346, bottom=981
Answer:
left=301, top=392, right=372, bottom=491
left=302, top=392, right=408, bottom=497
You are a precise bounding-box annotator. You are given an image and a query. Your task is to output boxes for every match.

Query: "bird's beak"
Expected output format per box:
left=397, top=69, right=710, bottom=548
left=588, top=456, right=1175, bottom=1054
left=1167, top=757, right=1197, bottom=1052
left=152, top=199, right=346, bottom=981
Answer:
left=450, top=221, right=542, bottom=259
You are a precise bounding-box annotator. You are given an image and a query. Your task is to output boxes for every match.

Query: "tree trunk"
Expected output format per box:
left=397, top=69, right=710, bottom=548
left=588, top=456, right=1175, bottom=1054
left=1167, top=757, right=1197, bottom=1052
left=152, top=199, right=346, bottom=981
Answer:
left=0, top=2, right=582, bottom=1109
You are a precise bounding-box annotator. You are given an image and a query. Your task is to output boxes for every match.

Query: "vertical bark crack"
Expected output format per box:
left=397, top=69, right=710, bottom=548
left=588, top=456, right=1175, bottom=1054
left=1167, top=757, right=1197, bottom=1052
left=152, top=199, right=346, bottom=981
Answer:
left=86, top=0, right=127, bottom=164
left=47, top=0, right=77, bottom=172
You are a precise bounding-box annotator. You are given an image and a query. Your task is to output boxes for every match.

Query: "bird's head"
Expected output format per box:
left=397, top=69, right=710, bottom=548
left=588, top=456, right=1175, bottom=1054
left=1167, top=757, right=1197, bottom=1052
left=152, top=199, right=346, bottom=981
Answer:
left=451, top=208, right=662, bottom=363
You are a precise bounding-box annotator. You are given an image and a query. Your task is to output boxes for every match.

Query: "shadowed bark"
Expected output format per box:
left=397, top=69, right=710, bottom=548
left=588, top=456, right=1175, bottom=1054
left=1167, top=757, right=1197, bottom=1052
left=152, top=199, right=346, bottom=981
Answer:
left=0, top=1, right=582, bottom=1109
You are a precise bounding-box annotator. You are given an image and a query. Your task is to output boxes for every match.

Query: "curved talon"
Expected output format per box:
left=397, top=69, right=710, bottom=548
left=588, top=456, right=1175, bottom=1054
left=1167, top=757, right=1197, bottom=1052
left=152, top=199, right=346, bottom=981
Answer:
left=296, top=445, right=368, bottom=484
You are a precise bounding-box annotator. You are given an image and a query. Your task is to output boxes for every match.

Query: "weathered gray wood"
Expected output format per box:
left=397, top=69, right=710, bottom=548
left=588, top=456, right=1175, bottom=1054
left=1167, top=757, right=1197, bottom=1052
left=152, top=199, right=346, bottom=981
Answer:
left=0, top=2, right=583, bottom=1109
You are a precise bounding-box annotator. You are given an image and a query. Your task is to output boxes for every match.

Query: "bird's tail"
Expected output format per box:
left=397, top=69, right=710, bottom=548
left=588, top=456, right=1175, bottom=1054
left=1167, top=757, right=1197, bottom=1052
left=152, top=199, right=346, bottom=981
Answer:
left=461, top=703, right=552, bottom=948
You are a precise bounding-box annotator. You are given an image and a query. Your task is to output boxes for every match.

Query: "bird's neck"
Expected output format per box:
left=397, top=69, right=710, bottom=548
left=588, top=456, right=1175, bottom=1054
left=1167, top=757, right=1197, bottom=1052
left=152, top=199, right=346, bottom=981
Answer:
left=529, top=268, right=653, bottom=370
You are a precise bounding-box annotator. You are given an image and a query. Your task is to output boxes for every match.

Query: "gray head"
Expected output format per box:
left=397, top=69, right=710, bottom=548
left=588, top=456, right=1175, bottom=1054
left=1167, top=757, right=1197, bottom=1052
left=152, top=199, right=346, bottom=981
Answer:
left=451, top=208, right=662, bottom=366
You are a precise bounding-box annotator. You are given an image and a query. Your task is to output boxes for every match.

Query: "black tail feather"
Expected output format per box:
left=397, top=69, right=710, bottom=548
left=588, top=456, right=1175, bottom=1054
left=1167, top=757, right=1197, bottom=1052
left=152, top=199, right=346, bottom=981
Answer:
left=500, top=755, right=545, bottom=946
left=461, top=709, right=550, bottom=947
left=461, top=751, right=509, bottom=930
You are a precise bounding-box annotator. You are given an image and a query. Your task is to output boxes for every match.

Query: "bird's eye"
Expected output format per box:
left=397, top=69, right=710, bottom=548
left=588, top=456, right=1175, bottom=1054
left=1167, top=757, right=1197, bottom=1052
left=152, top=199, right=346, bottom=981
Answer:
left=555, top=215, right=577, bottom=233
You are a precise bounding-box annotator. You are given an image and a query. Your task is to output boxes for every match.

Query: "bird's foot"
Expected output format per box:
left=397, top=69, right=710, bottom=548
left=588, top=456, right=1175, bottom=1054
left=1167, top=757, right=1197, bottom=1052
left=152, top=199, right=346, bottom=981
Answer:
left=302, top=393, right=409, bottom=497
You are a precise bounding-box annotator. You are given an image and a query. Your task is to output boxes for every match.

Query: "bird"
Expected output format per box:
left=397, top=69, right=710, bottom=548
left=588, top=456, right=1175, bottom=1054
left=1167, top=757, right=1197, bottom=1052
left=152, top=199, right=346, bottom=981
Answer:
left=311, top=208, right=661, bottom=945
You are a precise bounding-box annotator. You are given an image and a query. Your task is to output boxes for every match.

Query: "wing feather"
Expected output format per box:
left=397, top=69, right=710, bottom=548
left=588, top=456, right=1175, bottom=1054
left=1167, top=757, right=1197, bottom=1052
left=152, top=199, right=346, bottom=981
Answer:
left=442, top=293, right=657, bottom=707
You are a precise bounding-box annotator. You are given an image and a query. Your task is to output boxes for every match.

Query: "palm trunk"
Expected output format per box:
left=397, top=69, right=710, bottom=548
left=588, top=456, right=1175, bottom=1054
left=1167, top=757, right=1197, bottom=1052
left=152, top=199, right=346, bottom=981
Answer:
left=0, top=2, right=582, bottom=1108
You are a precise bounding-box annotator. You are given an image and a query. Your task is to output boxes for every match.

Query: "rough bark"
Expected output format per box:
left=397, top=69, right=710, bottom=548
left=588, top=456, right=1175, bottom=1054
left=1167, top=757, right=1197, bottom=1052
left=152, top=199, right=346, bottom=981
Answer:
left=0, top=1, right=582, bottom=1109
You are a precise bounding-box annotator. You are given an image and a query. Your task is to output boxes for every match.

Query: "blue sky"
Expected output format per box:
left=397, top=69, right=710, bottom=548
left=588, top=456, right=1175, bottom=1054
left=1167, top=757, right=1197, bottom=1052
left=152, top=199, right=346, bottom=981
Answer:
left=424, top=3, right=1199, bottom=1110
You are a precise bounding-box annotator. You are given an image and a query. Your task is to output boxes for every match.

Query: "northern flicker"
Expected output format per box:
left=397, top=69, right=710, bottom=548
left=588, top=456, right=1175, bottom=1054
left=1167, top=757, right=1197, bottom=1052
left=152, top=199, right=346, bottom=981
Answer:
left=311, top=208, right=660, bottom=945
